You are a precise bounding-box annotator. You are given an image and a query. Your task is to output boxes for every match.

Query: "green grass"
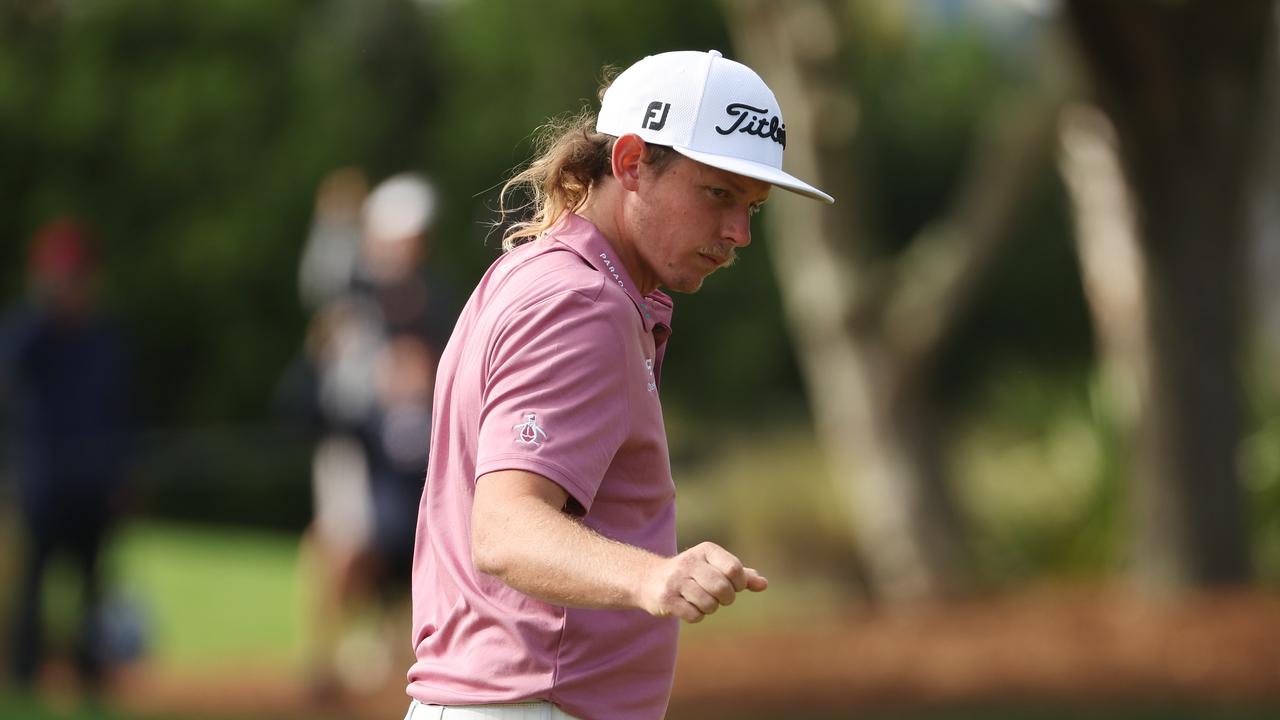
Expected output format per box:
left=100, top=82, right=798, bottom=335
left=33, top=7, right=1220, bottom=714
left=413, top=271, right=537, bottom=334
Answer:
left=0, top=691, right=167, bottom=720
left=106, top=521, right=303, bottom=669
left=1, top=520, right=304, bottom=719
left=0, top=688, right=294, bottom=720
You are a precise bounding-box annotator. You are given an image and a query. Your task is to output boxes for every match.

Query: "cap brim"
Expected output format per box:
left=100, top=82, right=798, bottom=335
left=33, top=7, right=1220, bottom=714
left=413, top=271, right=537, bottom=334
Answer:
left=672, top=145, right=834, bottom=204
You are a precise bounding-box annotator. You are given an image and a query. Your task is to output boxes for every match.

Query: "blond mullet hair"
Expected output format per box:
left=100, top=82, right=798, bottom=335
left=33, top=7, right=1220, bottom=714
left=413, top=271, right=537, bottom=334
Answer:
left=498, top=110, right=616, bottom=251
left=499, top=72, right=675, bottom=251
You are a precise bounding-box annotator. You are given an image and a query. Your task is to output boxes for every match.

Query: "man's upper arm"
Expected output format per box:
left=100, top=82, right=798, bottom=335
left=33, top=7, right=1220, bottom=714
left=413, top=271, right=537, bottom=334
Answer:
left=471, top=469, right=571, bottom=574
left=475, top=288, right=632, bottom=513
left=475, top=469, right=569, bottom=514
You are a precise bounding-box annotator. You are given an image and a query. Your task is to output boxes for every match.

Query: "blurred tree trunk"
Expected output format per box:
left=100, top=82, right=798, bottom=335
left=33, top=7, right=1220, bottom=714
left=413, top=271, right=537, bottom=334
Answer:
left=721, top=0, right=1063, bottom=600
left=1062, top=0, right=1276, bottom=589
left=1057, top=102, right=1148, bottom=538
left=1252, top=9, right=1280, bottom=372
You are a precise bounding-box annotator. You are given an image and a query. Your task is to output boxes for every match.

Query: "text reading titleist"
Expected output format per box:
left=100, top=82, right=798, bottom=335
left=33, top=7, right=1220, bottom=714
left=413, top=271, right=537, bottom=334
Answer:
left=715, top=103, right=786, bottom=148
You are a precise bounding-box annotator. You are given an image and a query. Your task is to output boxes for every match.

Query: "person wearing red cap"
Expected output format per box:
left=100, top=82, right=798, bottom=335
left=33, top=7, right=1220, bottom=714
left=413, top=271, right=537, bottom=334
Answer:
left=404, top=51, right=832, bottom=720
left=2, top=218, right=132, bottom=692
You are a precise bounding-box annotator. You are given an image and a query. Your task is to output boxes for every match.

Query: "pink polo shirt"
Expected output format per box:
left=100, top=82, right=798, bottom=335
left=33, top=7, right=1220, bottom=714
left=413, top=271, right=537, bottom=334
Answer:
left=406, top=214, right=678, bottom=720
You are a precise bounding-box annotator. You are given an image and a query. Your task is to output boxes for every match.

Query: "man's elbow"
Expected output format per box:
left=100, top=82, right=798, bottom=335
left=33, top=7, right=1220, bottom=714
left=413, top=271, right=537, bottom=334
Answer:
left=471, top=521, right=514, bottom=579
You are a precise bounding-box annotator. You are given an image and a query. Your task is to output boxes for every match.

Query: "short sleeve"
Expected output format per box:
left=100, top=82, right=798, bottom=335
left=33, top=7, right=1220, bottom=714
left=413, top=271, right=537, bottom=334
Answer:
left=475, top=288, right=632, bottom=512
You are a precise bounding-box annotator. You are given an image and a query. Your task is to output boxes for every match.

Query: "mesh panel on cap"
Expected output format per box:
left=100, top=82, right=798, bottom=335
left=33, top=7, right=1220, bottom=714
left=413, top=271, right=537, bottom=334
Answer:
left=597, top=51, right=711, bottom=147
left=686, top=57, right=786, bottom=170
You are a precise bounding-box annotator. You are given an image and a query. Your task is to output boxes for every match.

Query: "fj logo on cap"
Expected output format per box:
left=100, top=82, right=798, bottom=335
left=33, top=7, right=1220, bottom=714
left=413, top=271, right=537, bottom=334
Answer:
left=513, top=412, right=548, bottom=446
left=642, top=101, right=671, bottom=131
left=716, top=103, right=786, bottom=148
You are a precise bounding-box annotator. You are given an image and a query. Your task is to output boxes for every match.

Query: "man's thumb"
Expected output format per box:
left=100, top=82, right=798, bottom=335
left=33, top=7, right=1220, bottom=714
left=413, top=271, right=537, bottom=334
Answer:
left=744, top=568, right=769, bottom=592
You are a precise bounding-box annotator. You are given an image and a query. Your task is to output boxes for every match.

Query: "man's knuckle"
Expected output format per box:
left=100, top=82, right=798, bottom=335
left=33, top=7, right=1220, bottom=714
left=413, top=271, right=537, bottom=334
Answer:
left=676, top=603, right=700, bottom=622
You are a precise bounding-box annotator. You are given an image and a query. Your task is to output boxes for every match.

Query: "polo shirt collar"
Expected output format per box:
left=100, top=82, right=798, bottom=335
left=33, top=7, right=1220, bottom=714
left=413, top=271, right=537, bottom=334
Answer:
left=552, top=213, right=674, bottom=337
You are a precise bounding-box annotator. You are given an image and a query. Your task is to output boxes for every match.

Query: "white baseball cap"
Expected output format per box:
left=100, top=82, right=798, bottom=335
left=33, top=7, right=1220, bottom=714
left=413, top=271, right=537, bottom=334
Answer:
left=596, top=49, right=834, bottom=204
left=363, top=173, right=438, bottom=242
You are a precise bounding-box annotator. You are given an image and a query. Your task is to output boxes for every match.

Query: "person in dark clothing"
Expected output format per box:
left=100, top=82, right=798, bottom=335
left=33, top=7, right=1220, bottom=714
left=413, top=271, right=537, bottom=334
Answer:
left=297, top=173, right=455, bottom=696
left=2, top=218, right=132, bottom=691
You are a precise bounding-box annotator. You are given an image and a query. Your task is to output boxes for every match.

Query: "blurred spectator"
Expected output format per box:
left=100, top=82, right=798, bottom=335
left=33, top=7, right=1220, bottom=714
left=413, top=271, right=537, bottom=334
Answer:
left=298, top=166, right=371, bottom=312
left=296, top=172, right=453, bottom=698
left=1, top=218, right=132, bottom=692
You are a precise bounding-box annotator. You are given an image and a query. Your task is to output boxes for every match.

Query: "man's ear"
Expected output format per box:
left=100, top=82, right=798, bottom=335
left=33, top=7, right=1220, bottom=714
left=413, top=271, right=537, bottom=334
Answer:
left=611, top=133, right=646, bottom=192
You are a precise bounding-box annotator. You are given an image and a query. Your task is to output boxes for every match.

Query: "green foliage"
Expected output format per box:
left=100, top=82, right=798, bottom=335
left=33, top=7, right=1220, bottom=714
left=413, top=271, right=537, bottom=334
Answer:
left=0, top=0, right=1072, bottom=431
left=943, top=170, right=1094, bottom=395
left=836, top=8, right=1095, bottom=396
left=0, top=0, right=760, bottom=427
left=674, top=427, right=861, bottom=588
left=1243, top=411, right=1280, bottom=580
left=1240, top=356, right=1280, bottom=582
left=952, top=367, right=1126, bottom=583
left=852, top=17, right=1010, bottom=250
left=0, top=0, right=439, bottom=423
left=0, top=1, right=1104, bottom=540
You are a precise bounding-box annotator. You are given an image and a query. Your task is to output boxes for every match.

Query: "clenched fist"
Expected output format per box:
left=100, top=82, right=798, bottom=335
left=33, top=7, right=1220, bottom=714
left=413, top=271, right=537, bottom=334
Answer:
left=638, top=542, right=768, bottom=623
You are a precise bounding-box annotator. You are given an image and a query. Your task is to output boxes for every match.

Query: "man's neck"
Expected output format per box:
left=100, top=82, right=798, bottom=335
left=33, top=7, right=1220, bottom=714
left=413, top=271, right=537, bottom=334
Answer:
left=577, top=186, right=657, bottom=296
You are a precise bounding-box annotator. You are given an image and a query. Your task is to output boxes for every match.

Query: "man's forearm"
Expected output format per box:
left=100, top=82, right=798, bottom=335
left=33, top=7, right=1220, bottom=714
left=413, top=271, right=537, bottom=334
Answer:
left=471, top=469, right=767, bottom=623
left=472, top=484, right=661, bottom=610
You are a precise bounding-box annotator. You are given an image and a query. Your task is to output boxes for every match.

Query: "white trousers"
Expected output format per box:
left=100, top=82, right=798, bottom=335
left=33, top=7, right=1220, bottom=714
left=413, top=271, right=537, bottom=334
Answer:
left=405, top=699, right=582, bottom=720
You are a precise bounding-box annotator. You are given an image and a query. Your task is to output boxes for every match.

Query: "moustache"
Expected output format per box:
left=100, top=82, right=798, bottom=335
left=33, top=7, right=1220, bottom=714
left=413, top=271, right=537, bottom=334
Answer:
left=699, top=245, right=737, bottom=268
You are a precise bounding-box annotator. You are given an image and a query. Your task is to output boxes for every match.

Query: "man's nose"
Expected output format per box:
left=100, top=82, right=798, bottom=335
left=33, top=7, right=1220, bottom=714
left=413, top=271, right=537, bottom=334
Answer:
left=722, top=207, right=752, bottom=248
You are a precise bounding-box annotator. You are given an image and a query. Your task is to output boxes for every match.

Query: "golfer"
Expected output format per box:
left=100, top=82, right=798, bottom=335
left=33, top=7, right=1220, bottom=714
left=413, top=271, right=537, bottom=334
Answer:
left=405, top=50, right=833, bottom=720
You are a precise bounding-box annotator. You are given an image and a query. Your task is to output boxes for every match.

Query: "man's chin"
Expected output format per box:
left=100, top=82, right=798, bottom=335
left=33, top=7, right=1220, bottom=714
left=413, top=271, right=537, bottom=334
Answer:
left=663, top=275, right=708, bottom=294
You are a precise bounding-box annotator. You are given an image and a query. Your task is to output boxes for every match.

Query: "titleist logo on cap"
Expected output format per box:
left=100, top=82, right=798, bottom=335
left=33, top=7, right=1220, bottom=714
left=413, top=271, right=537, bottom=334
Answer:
left=715, top=103, right=786, bottom=149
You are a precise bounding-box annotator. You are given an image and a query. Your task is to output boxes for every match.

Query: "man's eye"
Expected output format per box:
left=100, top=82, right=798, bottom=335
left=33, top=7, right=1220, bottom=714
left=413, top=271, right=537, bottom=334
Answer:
left=708, top=187, right=729, bottom=200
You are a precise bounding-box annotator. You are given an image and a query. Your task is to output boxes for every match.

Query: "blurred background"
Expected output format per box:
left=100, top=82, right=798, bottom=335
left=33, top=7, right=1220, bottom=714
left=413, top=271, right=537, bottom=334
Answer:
left=2, top=0, right=1279, bottom=719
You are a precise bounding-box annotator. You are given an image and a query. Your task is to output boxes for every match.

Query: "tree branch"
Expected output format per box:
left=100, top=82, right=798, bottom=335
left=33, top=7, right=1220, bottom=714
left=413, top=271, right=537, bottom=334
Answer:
left=884, top=74, right=1067, bottom=373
